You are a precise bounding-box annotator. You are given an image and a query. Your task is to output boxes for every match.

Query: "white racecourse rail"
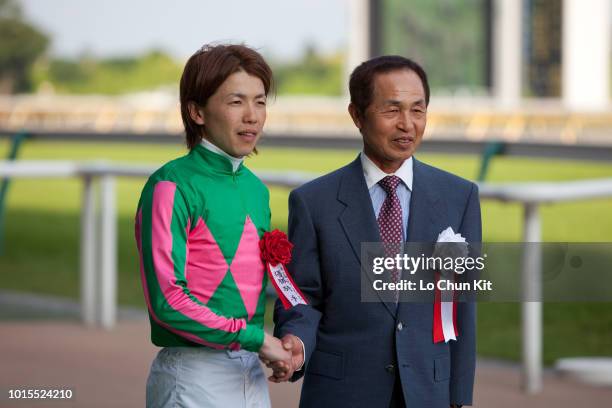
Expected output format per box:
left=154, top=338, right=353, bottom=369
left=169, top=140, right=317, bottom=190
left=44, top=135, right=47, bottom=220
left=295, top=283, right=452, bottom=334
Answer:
left=2, top=160, right=612, bottom=394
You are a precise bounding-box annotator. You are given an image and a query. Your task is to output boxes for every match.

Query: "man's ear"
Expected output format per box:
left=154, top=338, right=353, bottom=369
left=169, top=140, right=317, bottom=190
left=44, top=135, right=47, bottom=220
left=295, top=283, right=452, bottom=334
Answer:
left=348, top=103, right=362, bottom=130
left=188, top=102, right=205, bottom=125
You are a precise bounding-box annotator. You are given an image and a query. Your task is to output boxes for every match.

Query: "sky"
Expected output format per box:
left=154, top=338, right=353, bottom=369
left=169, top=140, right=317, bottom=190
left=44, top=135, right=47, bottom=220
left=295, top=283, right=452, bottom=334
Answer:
left=19, top=0, right=348, bottom=61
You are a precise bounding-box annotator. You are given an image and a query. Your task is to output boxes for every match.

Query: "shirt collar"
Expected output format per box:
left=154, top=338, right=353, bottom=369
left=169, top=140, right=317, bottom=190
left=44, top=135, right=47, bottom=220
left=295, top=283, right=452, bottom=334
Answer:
left=360, top=151, right=413, bottom=191
left=200, top=138, right=244, bottom=172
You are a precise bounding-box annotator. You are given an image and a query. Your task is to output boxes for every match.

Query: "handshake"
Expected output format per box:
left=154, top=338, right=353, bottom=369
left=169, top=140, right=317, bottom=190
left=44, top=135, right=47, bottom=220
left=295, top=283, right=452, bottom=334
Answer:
left=258, top=333, right=304, bottom=382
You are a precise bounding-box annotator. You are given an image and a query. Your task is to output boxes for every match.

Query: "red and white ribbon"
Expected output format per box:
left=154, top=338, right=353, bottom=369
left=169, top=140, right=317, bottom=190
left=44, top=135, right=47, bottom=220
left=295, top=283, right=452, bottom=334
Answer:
left=266, top=262, right=308, bottom=309
left=433, top=271, right=458, bottom=343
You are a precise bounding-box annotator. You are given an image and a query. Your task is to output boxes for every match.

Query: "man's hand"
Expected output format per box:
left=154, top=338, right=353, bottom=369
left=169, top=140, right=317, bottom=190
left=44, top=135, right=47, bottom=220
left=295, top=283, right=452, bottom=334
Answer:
left=265, top=334, right=304, bottom=383
left=258, top=333, right=291, bottom=363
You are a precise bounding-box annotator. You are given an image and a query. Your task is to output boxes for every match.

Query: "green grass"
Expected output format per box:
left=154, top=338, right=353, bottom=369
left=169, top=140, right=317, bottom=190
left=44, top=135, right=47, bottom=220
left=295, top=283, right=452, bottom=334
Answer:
left=1, top=140, right=612, bottom=364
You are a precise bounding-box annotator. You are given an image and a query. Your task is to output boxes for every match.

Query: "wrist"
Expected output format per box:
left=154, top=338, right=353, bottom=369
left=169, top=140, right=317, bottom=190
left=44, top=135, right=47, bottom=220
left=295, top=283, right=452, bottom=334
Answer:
left=260, top=332, right=272, bottom=352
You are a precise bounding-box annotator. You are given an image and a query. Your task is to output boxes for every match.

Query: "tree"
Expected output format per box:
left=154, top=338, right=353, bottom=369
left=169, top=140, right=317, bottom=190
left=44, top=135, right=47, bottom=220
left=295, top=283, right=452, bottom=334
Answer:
left=0, top=0, right=49, bottom=93
left=0, top=0, right=21, bottom=19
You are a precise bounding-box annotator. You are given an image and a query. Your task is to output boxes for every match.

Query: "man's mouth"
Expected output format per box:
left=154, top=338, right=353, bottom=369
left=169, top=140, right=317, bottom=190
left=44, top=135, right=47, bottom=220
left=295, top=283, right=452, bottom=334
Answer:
left=392, top=136, right=415, bottom=145
left=238, top=130, right=258, bottom=139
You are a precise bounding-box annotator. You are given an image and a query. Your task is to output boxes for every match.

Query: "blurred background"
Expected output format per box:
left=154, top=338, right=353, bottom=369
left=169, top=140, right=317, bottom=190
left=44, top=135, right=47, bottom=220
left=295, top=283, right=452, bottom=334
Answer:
left=1, top=0, right=612, bottom=406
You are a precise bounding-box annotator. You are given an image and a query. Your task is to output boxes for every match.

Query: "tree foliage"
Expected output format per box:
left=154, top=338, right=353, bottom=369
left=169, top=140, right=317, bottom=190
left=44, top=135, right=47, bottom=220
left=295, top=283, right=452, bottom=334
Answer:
left=0, top=0, right=49, bottom=93
left=272, top=45, right=343, bottom=96
left=33, top=47, right=344, bottom=96
left=33, top=50, right=183, bottom=94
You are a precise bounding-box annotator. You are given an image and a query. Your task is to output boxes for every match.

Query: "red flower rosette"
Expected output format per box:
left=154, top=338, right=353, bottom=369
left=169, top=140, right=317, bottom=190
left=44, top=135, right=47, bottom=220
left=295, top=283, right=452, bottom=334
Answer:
left=259, top=229, right=307, bottom=309
left=259, top=229, right=293, bottom=266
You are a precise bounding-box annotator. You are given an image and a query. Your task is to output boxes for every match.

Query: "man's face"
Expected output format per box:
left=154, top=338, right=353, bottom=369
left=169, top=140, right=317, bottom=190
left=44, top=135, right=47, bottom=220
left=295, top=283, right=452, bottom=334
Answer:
left=350, top=69, right=427, bottom=172
left=198, top=69, right=267, bottom=158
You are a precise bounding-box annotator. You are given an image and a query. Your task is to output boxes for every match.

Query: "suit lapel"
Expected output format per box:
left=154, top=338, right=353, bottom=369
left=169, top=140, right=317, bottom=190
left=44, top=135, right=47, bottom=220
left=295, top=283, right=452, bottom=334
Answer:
left=407, top=158, right=447, bottom=243
left=337, top=156, right=398, bottom=319
left=337, top=157, right=380, bottom=264
left=399, top=158, right=448, bottom=319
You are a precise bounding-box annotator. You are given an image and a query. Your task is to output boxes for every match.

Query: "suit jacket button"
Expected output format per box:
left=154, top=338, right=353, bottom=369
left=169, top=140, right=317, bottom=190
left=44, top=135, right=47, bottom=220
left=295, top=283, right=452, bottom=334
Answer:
left=385, top=364, right=395, bottom=373
left=397, top=322, right=403, bottom=331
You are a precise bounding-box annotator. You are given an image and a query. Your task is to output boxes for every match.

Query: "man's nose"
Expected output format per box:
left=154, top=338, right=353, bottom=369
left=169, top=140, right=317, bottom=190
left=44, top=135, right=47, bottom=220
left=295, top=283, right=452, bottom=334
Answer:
left=243, top=102, right=258, bottom=123
left=397, top=110, right=414, bottom=132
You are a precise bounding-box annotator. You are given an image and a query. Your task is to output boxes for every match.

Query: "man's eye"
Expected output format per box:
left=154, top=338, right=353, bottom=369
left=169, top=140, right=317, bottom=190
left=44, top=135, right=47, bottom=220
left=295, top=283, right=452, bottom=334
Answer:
left=230, top=100, right=242, bottom=105
left=386, top=108, right=399, bottom=113
left=258, top=100, right=267, bottom=106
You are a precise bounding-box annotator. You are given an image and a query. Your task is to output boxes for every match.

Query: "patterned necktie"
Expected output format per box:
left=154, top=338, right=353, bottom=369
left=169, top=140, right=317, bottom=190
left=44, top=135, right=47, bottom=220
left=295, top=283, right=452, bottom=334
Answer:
left=377, top=175, right=403, bottom=286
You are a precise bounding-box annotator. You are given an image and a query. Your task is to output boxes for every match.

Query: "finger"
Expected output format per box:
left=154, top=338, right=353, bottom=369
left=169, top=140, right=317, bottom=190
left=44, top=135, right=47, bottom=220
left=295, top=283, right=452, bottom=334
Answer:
left=273, top=368, right=289, bottom=377
left=292, top=356, right=303, bottom=369
left=278, top=372, right=292, bottom=381
left=272, top=367, right=289, bottom=377
left=275, top=368, right=292, bottom=378
left=270, top=361, right=285, bottom=370
left=272, top=363, right=288, bottom=371
left=270, top=373, right=282, bottom=382
left=283, top=336, right=296, bottom=349
left=271, top=373, right=287, bottom=383
left=272, top=371, right=290, bottom=381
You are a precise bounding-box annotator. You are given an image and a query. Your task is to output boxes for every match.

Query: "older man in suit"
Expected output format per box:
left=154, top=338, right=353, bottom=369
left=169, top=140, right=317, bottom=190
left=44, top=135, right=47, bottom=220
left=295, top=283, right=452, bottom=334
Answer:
left=269, top=56, right=481, bottom=408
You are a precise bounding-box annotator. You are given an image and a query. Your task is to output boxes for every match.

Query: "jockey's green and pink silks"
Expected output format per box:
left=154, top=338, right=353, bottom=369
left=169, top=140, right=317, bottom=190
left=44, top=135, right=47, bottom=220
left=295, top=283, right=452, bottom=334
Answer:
left=135, top=145, right=270, bottom=352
